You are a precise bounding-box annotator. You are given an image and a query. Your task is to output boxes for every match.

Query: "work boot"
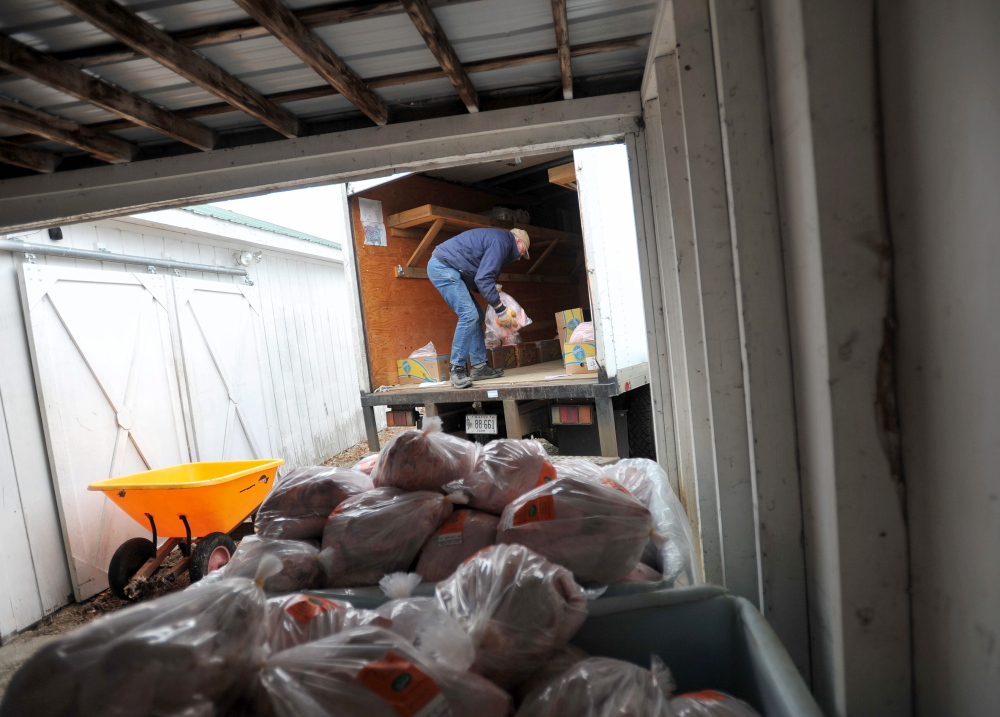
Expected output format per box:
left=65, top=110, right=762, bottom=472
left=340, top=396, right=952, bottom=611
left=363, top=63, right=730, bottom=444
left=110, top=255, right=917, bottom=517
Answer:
left=450, top=365, right=473, bottom=389
left=470, top=363, right=504, bottom=381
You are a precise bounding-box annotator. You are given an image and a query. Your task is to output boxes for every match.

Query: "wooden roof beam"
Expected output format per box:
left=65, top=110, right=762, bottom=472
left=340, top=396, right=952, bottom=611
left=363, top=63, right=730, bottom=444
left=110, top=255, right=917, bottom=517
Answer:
left=550, top=0, right=573, bottom=100
left=0, top=139, right=61, bottom=173
left=0, top=34, right=216, bottom=151
left=0, top=98, right=137, bottom=163
left=401, top=0, right=479, bottom=113
left=51, top=0, right=300, bottom=138
left=230, top=0, right=388, bottom=125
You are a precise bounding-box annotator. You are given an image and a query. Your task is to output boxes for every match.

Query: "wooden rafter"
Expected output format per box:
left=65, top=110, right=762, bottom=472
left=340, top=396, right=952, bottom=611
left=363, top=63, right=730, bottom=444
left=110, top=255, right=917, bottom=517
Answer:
left=401, top=0, right=479, bottom=113
left=231, top=0, right=388, bottom=125
left=0, top=139, right=61, bottom=173
left=550, top=0, right=573, bottom=100
left=0, top=98, right=137, bottom=164
left=0, top=34, right=216, bottom=151
left=405, top=218, right=446, bottom=267
left=2, top=35, right=650, bottom=145
left=396, top=266, right=572, bottom=284
left=51, top=0, right=300, bottom=138
left=548, top=162, right=577, bottom=190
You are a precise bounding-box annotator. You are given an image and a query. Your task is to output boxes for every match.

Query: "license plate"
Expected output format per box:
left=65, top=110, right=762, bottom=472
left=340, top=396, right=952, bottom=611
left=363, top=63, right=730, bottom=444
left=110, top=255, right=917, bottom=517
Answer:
left=466, top=414, right=498, bottom=435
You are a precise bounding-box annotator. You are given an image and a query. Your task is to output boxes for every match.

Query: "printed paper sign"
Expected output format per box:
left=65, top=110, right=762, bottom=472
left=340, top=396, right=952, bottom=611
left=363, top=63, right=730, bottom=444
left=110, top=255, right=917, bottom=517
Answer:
left=359, top=197, right=384, bottom=224
left=364, top=222, right=387, bottom=246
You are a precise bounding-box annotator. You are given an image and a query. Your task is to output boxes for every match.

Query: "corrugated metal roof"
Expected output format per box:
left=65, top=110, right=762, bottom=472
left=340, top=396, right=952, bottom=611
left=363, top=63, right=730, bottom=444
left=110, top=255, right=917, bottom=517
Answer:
left=0, top=0, right=653, bottom=171
left=185, top=204, right=342, bottom=249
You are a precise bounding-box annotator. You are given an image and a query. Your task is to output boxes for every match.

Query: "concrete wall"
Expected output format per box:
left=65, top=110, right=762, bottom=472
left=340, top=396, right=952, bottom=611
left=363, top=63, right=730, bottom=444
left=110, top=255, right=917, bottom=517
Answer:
left=879, top=1, right=1000, bottom=714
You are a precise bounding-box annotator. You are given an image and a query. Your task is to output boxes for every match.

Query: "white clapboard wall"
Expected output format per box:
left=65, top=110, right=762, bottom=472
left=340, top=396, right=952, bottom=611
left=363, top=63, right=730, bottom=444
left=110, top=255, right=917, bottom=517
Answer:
left=0, top=213, right=368, bottom=626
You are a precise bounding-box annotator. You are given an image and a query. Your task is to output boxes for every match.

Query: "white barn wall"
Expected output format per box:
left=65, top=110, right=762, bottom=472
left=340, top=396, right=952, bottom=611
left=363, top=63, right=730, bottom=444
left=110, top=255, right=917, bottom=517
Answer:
left=0, top=211, right=370, bottom=633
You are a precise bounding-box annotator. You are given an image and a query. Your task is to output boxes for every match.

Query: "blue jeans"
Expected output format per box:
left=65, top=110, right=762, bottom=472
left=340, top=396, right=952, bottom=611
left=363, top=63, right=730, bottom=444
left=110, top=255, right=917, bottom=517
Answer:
left=427, top=256, right=487, bottom=368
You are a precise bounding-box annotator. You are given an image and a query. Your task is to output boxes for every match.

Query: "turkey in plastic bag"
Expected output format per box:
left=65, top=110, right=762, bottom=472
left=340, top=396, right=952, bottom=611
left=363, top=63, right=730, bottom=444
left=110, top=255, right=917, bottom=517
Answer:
left=259, top=626, right=512, bottom=717
left=498, top=475, right=654, bottom=583
left=485, top=290, right=533, bottom=346
left=516, top=656, right=674, bottom=717
left=435, top=543, right=588, bottom=687
left=264, top=593, right=383, bottom=655
left=568, top=321, right=595, bottom=343
left=352, top=454, right=379, bottom=476
left=408, top=341, right=438, bottom=358
left=672, top=690, right=762, bottom=717
left=603, top=458, right=699, bottom=586
left=257, top=466, right=373, bottom=541
left=447, top=438, right=558, bottom=515
left=0, top=563, right=277, bottom=717
left=372, top=416, right=479, bottom=491
left=619, top=561, right=664, bottom=583
left=321, top=487, right=460, bottom=587
left=372, top=573, right=476, bottom=671
left=510, top=643, right=590, bottom=704
left=415, top=509, right=499, bottom=581
left=196, top=536, right=324, bottom=593
left=554, top=457, right=606, bottom=482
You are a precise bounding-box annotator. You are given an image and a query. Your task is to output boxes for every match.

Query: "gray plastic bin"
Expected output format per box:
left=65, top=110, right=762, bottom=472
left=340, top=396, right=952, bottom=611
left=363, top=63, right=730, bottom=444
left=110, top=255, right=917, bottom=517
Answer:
left=574, top=586, right=823, bottom=717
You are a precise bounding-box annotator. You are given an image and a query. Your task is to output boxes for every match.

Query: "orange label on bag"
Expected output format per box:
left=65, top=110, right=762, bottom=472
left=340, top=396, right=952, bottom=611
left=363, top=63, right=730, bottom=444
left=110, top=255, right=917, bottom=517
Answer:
left=511, top=495, right=556, bottom=526
left=356, top=652, right=448, bottom=717
left=680, top=690, right=727, bottom=702
left=283, top=595, right=340, bottom=624
left=438, top=511, right=467, bottom=546
left=535, top=461, right=557, bottom=487
left=599, top=477, right=633, bottom=496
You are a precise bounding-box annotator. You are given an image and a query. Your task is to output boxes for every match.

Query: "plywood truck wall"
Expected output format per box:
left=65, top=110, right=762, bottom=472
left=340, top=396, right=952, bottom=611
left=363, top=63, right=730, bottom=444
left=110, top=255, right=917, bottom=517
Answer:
left=350, top=174, right=587, bottom=387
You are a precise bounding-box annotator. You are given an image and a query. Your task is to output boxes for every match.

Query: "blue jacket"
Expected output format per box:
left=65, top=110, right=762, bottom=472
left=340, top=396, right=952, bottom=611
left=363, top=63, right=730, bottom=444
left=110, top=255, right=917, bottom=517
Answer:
left=432, top=227, right=522, bottom=308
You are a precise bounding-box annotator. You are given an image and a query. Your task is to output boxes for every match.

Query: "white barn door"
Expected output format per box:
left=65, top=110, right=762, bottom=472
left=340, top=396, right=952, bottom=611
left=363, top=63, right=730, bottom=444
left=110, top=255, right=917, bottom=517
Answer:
left=18, top=264, right=189, bottom=600
left=173, top=278, right=278, bottom=463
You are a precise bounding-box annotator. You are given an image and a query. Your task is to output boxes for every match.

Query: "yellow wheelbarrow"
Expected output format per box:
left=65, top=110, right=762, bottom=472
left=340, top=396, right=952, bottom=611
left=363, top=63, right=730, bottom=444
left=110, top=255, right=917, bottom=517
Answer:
left=89, top=459, right=283, bottom=599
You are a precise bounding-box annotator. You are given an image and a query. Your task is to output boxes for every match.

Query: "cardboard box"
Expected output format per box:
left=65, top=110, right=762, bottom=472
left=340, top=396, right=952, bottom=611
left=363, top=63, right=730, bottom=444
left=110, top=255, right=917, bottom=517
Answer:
left=534, top=339, right=561, bottom=363
left=514, top=344, right=539, bottom=367
left=555, top=308, right=585, bottom=344
left=396, top=355, right=450, bottom=384
left=563, top=341, right=598, bottom=375
left=486, top=346, right=517, bottom=370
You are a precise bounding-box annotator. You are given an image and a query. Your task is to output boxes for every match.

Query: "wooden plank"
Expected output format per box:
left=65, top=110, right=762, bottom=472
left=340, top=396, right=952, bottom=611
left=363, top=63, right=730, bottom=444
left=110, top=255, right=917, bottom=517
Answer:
left=0, top=139, right=60, bottom=173
left=4, top=35, right=649, bottom=143
left=231, top=0, right=389, bottom=126
left=0, top=34, right=216, bottom=151
left=550, top=0, right=573, bottom=100
left=51, top=0, right=299, bottom=138
left=387, top=204, right=582, bottom=243
left=405, top=218, right=446, bottom=267
left=396, top=265, right=573, bottom=284
left=528, top=238, right=560, bottom=274
left=595, top=397, right=618, bottom=457
left=401, top=0, right=479, bottom=113
left=503, top=399, right=524, bottom=439
left=0, top=98, right=136, bottom=163
left=548, top=162, right=577, bottom=190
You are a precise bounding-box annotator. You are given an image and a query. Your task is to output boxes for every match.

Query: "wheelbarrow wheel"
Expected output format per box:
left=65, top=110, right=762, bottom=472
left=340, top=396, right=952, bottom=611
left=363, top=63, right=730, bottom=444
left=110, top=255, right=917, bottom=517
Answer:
left=108, top=538, right=155, bottom=600
left=189, top=532, right=237, bottom=583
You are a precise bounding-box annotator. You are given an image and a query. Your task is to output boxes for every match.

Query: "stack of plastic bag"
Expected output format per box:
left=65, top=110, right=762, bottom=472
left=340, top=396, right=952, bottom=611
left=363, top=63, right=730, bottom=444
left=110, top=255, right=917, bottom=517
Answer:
left=603, top=458, right=699, bottom=586
left=373, top=416, right=479, bottom=491
left=256, top=466, right=372, bottom=540
left=321, top=487, right=461, bottom=587
left=195, top=536, right=325, bottom=593
left=259, top=627, right=512, bottom=717
left=498, top=475, right=654, bottom=584
left=435, top=543, right=588, bottom=687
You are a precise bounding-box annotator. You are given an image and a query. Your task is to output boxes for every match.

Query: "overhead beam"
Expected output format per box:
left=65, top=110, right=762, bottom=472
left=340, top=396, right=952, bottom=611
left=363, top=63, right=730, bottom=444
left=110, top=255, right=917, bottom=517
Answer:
left=230, top=0, right=388, bottom=126
left=0, top=140, right=61, bottom=174
left=0, top=35, right=216, bottom=151
left=51, top=0, right=300, bottom=138
left=0, top=98, right=137, bottom=163
left=401, top=0, right=479, bottom=113
left=4, top=35, right=649, bottom=144
left=396, top=266, right=572, bottom=284
left=0, top=92, right=641, bottom=233
left=550, top=0, right=573, bottom=100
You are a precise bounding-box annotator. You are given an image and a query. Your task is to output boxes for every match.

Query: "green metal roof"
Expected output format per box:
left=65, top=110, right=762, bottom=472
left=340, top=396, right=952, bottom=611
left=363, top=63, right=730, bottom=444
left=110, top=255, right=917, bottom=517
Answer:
left=185, top=204, right=342, bottom=250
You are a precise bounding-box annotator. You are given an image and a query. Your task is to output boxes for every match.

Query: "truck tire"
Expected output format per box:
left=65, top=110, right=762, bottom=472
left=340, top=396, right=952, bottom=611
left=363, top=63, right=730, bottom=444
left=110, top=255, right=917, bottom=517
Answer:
left=627, top=385, right=656, bottom=460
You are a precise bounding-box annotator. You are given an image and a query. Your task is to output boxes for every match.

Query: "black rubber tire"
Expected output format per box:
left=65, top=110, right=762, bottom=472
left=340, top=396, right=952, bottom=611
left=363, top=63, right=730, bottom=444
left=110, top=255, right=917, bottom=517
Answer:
left=627, top=384, right=657, bottom=460
left=108, top=537, right=155, bottom=600
left=189, top=532, right=237, bottom=583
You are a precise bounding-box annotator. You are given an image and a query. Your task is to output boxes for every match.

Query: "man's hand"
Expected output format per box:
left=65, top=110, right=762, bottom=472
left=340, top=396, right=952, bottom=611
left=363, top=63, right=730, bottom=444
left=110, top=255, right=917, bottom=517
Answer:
left=495, top=305, right=519, bottom=328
